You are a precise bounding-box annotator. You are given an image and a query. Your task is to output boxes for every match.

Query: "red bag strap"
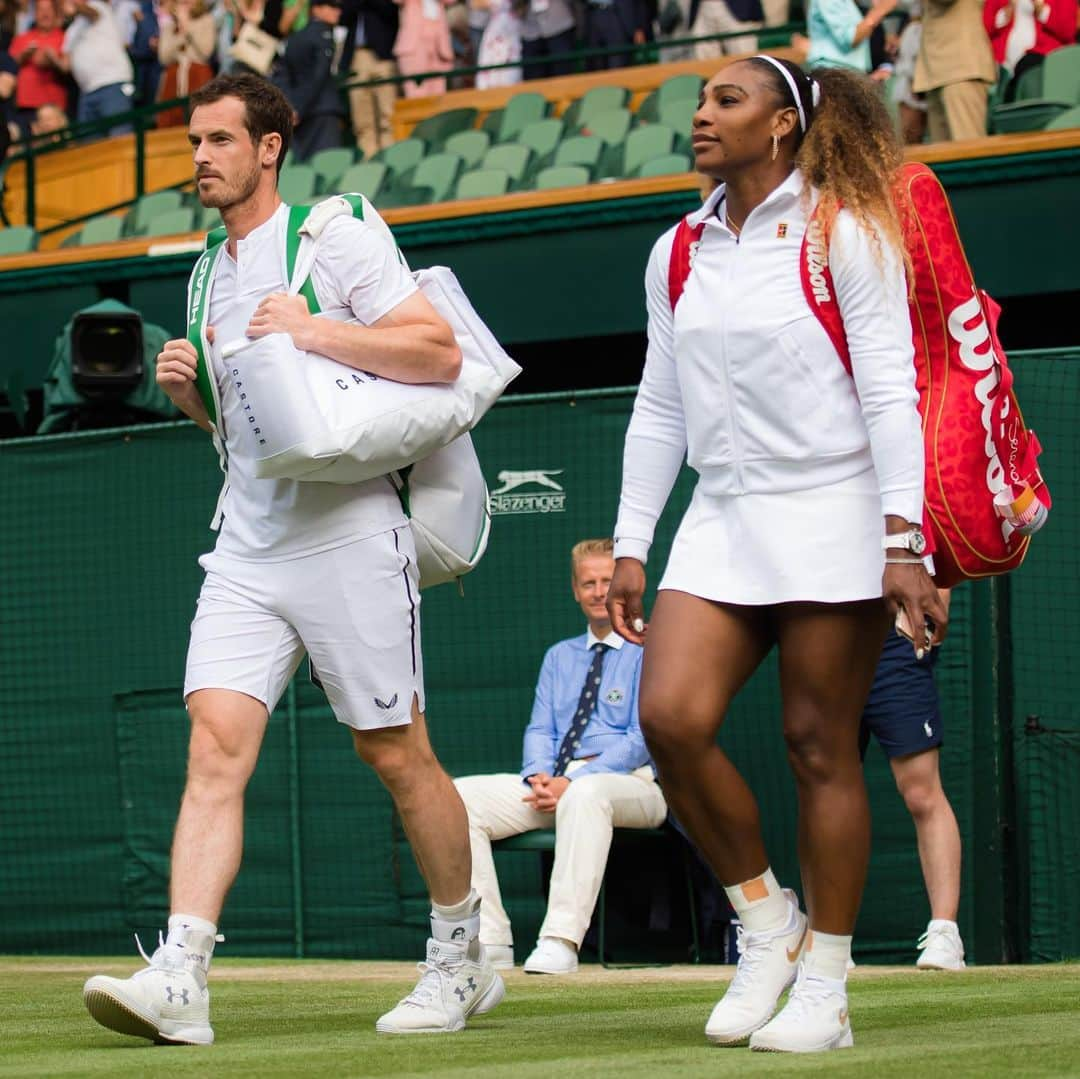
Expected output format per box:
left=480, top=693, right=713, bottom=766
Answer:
left=668, top=216, right=705, bottom=312
left=799, top=209, right=852, bottom=378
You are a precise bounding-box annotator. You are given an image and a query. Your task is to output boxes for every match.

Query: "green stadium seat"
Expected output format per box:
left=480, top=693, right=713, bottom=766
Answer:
left=308, top=147, right=356, bottom=191
left=411, top=107, right=478, bottom=150
left=127, top=190, right=184, bottom=236
left=444, top=129, right=492, bottom=170
left=496, top=92, right=549, bottom=142
left=144, top=208, right=196, bottom=237
left=481, top=107, right=504, bottom=139
left=636, top=88, right=661, bottom=124
left=659, top=98, right=698, bottom=149
left=990, top=51, right=1079, bottom=134
left=636, top=152, right=692, bottom=178
left=199, top=205, right=223, bottom=231
left=564, top=85, right=630, bottom=131
left=375, top=183, right=436, bottom=209
left=277, top=164, right=318, bottom=205
left=517, top=118, right=564, bottom=167
left=620, top=124, right=677, bottom=177
left=1045, top=104, right=1080, bottom=130
left=454, top=167, right=511, bottom=200
left=408, top=152, right=464, bottom=202
left=337, top=161, right=389, bottom=201
left=658, top=73, right=704, bottom=111
left=374, top=138, right=427, bottom=182
left=534, top=164, right=591, bottom=190
left=481, top=143, right=532, bottom=188
left=580, top=108, right=632, bottom=146
left=78, top=214, right=125, bottom=245
left=553, top=134, right=604, bottom=175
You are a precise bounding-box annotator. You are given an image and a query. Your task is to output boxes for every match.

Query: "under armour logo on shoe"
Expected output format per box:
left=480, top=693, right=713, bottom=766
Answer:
left=454, top=977, right=478, bottom=1002
left=374, top=693, right=398, bottom=710
left=164, top=985, right=190, bottom=1006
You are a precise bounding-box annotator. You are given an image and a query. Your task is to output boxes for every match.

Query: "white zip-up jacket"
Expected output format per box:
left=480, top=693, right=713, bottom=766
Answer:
left=614, top=171, right=923, bottom=564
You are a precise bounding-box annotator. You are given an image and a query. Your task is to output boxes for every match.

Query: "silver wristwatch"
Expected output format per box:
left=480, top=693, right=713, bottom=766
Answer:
left=882, top=529, right=927, bottom=556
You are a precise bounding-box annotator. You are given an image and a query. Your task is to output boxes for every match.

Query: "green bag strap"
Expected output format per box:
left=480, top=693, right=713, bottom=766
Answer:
left=186, top=224, right=228, bottom=427
left=285, top=195, right=367, bottom=315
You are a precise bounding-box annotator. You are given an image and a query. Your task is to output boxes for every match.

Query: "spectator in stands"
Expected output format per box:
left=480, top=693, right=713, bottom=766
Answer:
left=156, top=0, right=216, bottom=126
left=32, top=97, right=69, bottom=138
left=0, top=0, right=19, bottom=50
left=656, top=0, right=693, bottom=62
left=913, top=0, right=996, bottom=141
left=892, top=0, right=927, bottom=142
left=860, top=591, right=967, bottom=972
left=584, top=0, right=647, bottom=69
left=519, top=0, right=576, bottom=78
left=59, top=0, right=137, bottom=136
left=276, top=0, right=345, bottom=158
left=0, top=48, right=16, bottom=155
left=394, top=0, right=453, bottom=97
left=984, top=0, right=1078, bottom=94
left=475, top=0, right=521, bottom=86
left=127, top=0, right=162, bottom=107
left=341, top=0, right=399, bottom=160
left=690, top=0, right=762, bottom=60
left=279, top=0, right=310, bottom=34
left=9, top=0, right=68, bottom=142
left=466, top=0, right=489, bottom=63
left=454, top=539, right=667, bottom=975
left=803, top=0, right=897, bottom=72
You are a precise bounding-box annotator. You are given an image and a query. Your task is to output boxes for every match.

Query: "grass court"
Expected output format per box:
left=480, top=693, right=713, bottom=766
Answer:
left=3, top=958, right=1079, bottom=1078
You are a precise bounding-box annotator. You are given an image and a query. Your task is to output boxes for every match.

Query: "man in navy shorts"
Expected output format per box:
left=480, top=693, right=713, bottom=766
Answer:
left=860, top=589, right=965, bottom=970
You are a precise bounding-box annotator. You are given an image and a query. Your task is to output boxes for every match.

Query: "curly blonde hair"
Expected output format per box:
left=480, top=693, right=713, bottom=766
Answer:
left=747, top=58, right=912, bottom=282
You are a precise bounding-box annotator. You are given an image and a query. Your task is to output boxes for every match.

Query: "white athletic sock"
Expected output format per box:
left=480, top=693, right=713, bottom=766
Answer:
left=165, top=913, right=220, bottom=973
left=803, top=929, right=852, bottom=982
left=724, top=867, right=791, bottom=933
left=430, top=889, right=481, bottom=956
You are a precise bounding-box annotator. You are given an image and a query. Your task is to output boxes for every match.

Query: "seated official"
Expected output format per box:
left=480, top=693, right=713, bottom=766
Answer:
left=454, top=538, right=667, bottom=975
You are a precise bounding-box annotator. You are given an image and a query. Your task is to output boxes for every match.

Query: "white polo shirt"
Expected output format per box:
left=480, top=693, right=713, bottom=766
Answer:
left=615, top=170, right=923, bottom=564
left=208, top=202, right=417, bottom=561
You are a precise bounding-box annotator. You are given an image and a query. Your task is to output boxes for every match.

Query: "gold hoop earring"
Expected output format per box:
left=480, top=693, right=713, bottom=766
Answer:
left=771, top=134, right=780, bottom=161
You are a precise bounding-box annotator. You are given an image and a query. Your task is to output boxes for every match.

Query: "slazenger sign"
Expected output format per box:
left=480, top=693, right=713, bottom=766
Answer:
left=489, top=470, right=566, bottom=515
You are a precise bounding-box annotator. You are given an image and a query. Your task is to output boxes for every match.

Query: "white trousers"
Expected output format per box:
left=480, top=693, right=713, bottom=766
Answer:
left=454, top=763, right=668, bottom=948
left=691, top=0, right=760, bottom=59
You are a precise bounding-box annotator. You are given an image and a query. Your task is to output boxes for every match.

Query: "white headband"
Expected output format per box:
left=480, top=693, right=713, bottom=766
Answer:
left=752, top=54, right=820, bottom=133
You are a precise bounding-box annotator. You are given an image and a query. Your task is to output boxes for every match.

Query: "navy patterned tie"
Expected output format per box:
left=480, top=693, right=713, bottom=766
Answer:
left=553, top=643, right=609, bottom=777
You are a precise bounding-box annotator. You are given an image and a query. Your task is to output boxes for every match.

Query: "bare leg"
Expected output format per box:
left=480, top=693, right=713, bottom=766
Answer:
left=170, top=689, right=269, bottom=922
left=891, top=749, right=961, bottom=921
left=638, top=590, right=774, bottom=885
left=353, top=698, right=471, bottom=905
left=776, top=601, right=890, bottom=935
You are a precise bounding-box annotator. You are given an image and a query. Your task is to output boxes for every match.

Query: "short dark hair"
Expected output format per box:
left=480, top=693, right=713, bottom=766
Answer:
left=189, top=74, right=293, bottom=176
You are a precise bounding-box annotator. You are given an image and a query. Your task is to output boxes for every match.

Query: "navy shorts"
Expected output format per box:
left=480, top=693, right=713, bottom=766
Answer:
left=859, top=630, right=943, bottom=760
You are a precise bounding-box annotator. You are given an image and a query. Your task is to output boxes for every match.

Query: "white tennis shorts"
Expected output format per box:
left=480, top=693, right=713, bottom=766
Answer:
left=184, top=526, right=425, bottom=730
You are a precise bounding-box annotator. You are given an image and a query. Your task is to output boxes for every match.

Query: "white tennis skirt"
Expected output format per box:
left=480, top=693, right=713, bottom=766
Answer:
left=659, top=469, right=887, bottom=606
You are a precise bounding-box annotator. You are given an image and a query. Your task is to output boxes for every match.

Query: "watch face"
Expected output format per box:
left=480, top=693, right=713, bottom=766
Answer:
left=910, top=531, right=927, bottom=555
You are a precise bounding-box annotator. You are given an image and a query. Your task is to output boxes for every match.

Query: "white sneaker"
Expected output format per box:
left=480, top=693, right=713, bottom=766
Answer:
left=705, top=889, right=807, bottom=1046
left=523, top=937, right=579, bottom=974
left=376, top=938, right=505, bottom=1034
left=83, top=938, right=213, bottom=1045
left=750, top=964, right=853, bottom=1053
left=485, top=945, right=514, bottom=970
left=916, top=919, right=966, bottom=970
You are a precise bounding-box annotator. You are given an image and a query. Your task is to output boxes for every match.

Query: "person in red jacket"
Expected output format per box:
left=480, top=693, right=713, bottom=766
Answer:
left=8, top=0, right=68, bottom=140
left=982, top=0, right=1077, bottom=74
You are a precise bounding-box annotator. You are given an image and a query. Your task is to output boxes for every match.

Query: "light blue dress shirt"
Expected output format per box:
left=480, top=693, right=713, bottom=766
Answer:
left=520, top=629, right=653, bottom=781
left=806, top=0, right=872, bottom=73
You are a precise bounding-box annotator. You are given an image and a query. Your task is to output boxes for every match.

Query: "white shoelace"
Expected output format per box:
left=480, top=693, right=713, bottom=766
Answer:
left=780, top=965, right=842, bottom=1022
left=917, top=924, right=958, bottom=954
left=726, top=918, right=795, bottom=999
